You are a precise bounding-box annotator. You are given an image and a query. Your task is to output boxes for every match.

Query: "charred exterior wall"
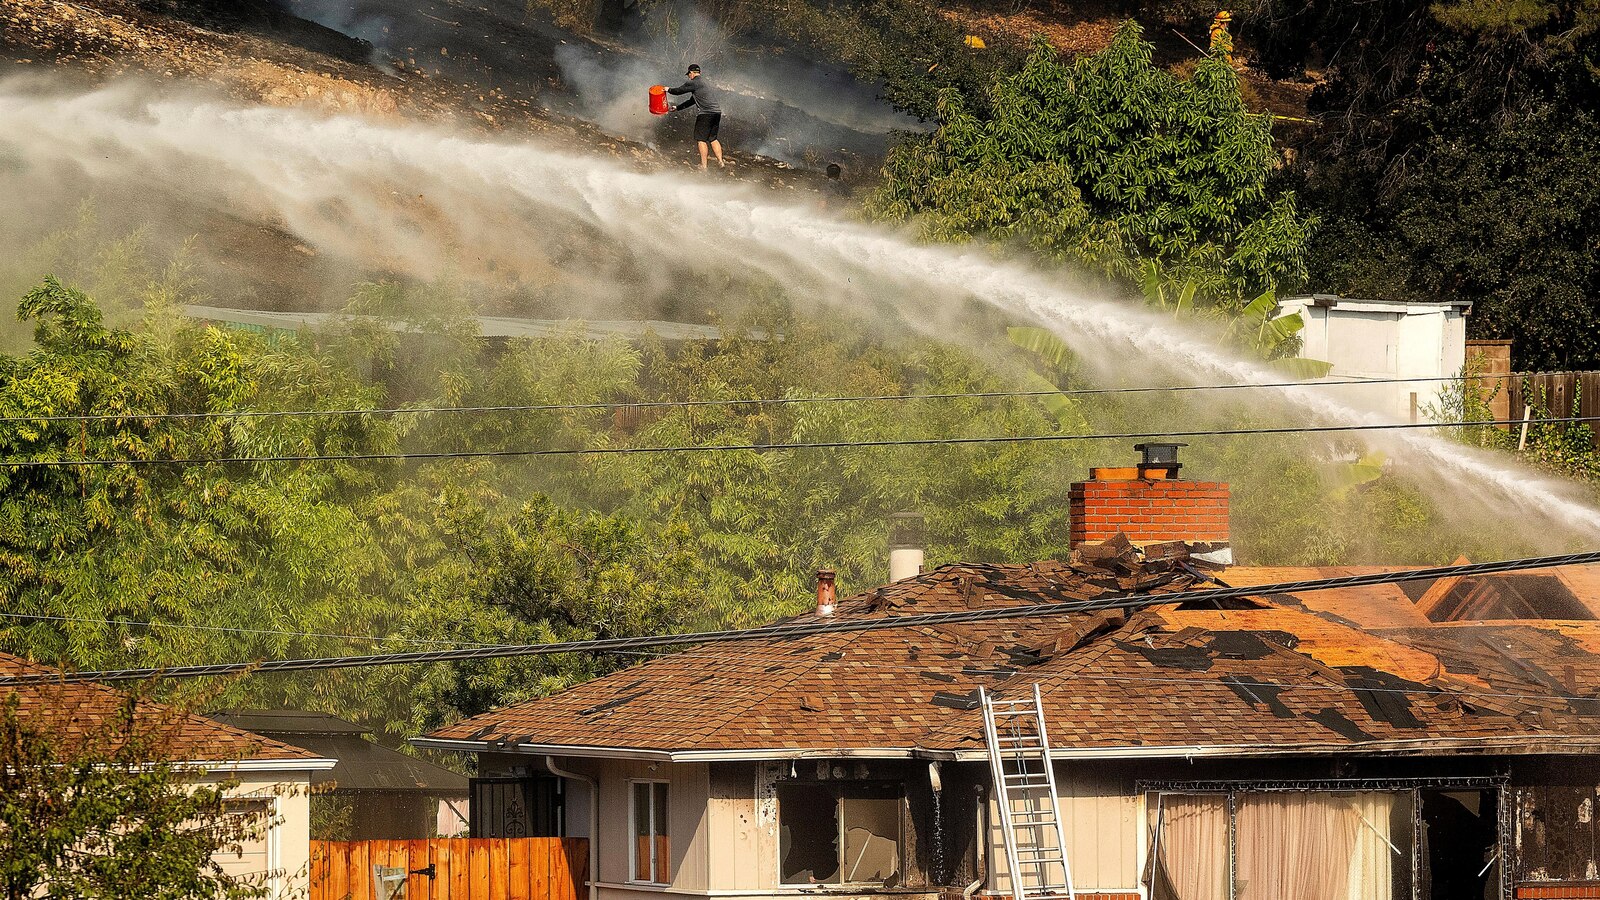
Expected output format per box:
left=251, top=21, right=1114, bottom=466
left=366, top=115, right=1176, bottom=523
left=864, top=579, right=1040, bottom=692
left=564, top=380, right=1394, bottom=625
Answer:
left=1512, top=757, right=1600, bottom=885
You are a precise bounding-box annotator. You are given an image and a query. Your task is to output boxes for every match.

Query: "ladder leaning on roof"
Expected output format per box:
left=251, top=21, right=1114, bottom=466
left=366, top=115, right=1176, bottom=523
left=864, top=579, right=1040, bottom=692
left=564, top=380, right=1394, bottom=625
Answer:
left=979, top=684, right=1076, bottom=900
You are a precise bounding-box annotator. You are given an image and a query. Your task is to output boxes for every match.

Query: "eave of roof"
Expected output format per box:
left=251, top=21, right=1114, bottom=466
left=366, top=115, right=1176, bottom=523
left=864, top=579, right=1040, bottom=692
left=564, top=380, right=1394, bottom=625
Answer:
left=412, top=734, right=1600, bottom=763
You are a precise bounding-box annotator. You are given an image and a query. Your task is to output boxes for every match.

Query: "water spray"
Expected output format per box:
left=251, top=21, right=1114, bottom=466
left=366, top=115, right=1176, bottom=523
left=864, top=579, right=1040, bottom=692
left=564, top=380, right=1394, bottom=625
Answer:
left=1, top=78, right=1596, bottom=543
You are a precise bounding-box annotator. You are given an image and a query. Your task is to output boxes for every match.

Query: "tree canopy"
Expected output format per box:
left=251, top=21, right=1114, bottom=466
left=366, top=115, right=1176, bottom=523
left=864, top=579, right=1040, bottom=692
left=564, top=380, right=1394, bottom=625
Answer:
left=869, top=22, right=1312, bottom=302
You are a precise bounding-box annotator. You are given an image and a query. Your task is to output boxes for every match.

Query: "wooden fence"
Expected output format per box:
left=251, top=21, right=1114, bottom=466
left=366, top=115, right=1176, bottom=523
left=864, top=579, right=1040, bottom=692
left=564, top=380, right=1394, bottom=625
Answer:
left=310, top=838, right=588, bottom=900
left=1478, top=371, right=1600, bottom=450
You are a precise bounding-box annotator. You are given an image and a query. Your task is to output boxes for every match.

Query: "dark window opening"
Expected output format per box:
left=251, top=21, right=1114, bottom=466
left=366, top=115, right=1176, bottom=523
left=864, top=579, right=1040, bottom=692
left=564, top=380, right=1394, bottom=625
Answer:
left=1419, top=790, right=1498, bottom=900
left=470, top=776, right=562, bottom=838
left=779, top=782, right=903, bottom=886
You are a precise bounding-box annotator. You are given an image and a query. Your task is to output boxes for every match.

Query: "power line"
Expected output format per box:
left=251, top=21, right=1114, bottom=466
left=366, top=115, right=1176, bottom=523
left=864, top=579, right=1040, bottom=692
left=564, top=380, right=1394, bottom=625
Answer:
left=0, top=369, right=1580, bottom=427
left=0, top=611, right=490, bottom=649
left=2, top=412, right=1594, bottom=469
left=5, top=550, right=1597, bottom=686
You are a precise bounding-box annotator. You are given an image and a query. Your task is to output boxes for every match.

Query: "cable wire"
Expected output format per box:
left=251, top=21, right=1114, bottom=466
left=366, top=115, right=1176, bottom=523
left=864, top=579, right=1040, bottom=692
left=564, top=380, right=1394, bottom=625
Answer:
left=0, top=368, right=1582, bottom=427
left=2, top=412, right=1593, bottom=469
left=6, top=550, right=1598, bottom=686
left=0, top=611, right=491, bottom=649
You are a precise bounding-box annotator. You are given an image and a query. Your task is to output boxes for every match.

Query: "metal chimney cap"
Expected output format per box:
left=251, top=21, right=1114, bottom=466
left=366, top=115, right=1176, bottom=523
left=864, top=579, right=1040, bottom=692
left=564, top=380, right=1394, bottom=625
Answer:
left=1134, top=442, right=1187, bottom=467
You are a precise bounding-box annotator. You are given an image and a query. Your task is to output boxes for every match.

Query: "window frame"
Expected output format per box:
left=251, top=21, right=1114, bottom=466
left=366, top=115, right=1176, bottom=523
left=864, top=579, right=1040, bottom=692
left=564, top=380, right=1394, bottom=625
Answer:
left=775, top=781, right=906, bottom=888
left=1138, top=779, right=1507, bottom=900
left=628, top=778, right=671, bottom=885
left=217, top=793, right=281, bottom=894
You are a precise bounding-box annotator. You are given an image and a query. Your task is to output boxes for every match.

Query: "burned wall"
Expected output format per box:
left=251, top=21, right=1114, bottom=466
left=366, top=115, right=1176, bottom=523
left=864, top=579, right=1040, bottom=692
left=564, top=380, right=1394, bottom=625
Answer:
left=1511, top=757, right=1600, bottom=885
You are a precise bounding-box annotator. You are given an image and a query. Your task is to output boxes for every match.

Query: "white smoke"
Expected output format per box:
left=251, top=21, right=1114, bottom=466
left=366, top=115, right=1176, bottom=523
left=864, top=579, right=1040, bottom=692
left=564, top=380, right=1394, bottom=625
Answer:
left=1, top=77, right=1596, bottom=547
left=547, top=9, right=923, bottom=166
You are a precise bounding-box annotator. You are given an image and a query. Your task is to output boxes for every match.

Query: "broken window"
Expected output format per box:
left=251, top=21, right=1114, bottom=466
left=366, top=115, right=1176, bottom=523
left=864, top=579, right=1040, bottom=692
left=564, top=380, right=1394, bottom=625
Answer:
left=631, top=781, right=670, bottom=884
left=778, top=783, right=903, bottom=885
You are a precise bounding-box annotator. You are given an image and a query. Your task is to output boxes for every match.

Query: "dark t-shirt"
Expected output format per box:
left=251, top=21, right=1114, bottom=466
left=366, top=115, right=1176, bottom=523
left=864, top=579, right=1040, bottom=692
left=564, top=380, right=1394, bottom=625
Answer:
left=668, top=78, right=723, bottom=115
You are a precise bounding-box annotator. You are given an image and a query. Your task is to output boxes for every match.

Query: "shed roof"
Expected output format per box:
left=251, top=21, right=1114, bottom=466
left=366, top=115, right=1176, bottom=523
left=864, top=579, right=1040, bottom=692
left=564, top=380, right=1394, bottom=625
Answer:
left=210, top=710, right=468, bottom=792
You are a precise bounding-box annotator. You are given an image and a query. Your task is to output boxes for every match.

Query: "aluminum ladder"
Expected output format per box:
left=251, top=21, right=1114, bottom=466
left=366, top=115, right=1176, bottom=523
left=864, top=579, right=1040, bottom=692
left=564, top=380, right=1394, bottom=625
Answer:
left=980, top=684, right=1075, bottom=900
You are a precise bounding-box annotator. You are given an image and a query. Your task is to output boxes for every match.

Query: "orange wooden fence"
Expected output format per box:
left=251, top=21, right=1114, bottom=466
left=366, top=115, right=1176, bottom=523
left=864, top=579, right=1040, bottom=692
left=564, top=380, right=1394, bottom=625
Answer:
left=310, top=838, right=588, bottom=900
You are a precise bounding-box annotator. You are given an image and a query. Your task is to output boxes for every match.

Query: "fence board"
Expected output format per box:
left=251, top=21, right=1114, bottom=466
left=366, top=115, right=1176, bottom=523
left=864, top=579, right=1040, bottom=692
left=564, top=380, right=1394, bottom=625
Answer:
left=1495, top=372, right=1600, bottom=450
left=328, top=842, right=350, bottom=900
left=491, top=840, right=511, bottom=898
left=453, top=840, right=472, bottom=899
left=408, top=841, right=430, bottom=900
left=430, top=841, right=451, bottom=900
left=353, top=841, right=373, bottom=900
left=470, top=839, right=491, bottom=895
left=550, top=839, right=570, bottom=900
left=508, top=838, right=531, bottom=900
left=311, top=838, right=586, bottom=900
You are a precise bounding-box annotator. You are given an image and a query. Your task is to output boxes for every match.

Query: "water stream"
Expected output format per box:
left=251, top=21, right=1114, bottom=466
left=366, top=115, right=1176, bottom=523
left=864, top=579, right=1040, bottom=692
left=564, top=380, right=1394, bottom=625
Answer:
left=2, top=79, right=1597, bottom=543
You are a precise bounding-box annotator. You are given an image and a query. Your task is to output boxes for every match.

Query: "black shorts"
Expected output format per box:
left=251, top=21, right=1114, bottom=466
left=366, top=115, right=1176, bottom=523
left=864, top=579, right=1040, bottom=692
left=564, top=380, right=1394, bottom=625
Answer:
left=693, top=113, right=722, bottom=142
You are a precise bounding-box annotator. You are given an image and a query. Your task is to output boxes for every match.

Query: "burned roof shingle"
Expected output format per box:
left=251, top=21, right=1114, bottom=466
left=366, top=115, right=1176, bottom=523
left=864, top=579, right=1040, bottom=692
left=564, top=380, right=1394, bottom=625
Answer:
left=424, top=547, right=1600, bottom=758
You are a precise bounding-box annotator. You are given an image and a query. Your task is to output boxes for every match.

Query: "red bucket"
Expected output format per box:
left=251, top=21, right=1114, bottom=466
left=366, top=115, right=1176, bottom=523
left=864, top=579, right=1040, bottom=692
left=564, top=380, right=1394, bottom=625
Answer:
left=649, top=84, right=670, bottom=116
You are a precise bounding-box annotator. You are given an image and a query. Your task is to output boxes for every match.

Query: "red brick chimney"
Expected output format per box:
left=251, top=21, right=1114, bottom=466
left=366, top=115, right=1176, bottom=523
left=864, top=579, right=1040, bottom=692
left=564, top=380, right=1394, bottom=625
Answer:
left=1068, top=443, right=1229, bottom=550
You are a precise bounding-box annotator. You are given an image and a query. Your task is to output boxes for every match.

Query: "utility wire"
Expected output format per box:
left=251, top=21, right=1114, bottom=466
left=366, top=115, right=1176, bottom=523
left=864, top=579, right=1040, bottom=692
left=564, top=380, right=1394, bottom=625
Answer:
left=0, top=369, right=1581, bottom=427
left=2, top=412, right=1594, bottom=469
left=0, top=611, right=491, bottom=649
left=6, top=550, right=1598, bottom=686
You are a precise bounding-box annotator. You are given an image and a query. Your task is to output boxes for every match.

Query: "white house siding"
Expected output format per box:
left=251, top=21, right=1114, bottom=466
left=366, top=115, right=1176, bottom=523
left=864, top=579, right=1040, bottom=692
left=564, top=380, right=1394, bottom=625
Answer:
left=204, top=770, right=315, bottom=900
left=706, top=762, right=770, bottom=891
left=985, top=765, right=1142, bottom=896
left=545, top=758, right=712, bottom=900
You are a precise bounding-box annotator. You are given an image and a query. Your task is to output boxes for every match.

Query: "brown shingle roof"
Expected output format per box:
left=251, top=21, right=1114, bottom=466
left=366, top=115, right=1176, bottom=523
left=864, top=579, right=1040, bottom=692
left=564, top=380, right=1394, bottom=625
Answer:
left=1, top=652, right=324, bottom=765
left=426, top=552, right=1600, bottom=759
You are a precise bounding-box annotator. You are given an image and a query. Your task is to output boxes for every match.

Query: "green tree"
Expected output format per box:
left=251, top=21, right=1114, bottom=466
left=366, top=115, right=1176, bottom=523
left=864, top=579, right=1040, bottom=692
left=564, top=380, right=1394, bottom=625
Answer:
left=1277, top=0, right=1600, bottom=368
left=0, top=692, right=267, bottom=900
left=870, top=22, right=1313, bottom=300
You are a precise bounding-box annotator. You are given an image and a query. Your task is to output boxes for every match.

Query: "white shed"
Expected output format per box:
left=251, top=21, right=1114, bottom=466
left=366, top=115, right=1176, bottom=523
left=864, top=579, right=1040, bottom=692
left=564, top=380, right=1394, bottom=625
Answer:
left=1278, top=294, right=1472, bottom=421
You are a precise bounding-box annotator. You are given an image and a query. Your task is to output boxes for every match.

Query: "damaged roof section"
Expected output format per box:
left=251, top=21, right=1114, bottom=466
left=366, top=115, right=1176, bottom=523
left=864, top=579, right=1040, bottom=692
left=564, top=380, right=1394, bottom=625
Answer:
left=424, top=539, right=1600, bottom=760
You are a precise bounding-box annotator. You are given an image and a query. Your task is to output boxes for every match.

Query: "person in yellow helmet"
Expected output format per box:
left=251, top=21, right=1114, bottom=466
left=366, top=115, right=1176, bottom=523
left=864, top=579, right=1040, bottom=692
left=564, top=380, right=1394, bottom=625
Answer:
left=1209, top=10, right=1234, bottom=61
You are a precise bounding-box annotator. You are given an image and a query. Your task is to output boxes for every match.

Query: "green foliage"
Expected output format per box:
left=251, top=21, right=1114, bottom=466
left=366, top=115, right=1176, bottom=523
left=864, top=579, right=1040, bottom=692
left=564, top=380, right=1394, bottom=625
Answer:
left=757, top=0, right=1025, bottom=120
left=1430, top=368, right=1600, bottom=482
left=1280, top=0, right=1600, bottom=368
left=870, top=23, right=1312, bottom=300
left=0, top=239, right=1567, bottom=742
left=0, top=693, right=267, bottom=900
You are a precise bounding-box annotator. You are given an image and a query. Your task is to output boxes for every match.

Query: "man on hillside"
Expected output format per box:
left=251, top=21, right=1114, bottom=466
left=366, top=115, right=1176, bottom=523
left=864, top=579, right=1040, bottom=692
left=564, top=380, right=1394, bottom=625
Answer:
left=667, top=64, right=725, bottom=171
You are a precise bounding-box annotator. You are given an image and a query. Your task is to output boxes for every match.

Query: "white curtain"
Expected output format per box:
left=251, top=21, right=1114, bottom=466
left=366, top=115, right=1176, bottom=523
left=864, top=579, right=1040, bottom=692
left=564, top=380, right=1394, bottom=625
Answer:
left=1345, top=793, right=1400, bottom=900
left=1149, top=794, right=1230, bottom=900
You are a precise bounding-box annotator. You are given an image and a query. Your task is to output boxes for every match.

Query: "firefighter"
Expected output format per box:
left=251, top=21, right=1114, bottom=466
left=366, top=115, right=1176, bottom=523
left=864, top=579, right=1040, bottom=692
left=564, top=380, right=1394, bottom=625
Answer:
left=1209, top=10, right=1233, bottom=62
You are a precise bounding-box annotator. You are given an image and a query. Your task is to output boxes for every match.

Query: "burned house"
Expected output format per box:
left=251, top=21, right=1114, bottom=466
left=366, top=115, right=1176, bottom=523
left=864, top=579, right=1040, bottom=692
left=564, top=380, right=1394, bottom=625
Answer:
left=415, top=449, right=1600, bottom=900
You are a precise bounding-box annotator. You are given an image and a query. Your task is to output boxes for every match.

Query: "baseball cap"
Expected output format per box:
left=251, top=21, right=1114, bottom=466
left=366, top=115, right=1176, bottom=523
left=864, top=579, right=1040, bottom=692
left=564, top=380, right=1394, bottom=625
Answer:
left=686, top=64, right=701, bottom=75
